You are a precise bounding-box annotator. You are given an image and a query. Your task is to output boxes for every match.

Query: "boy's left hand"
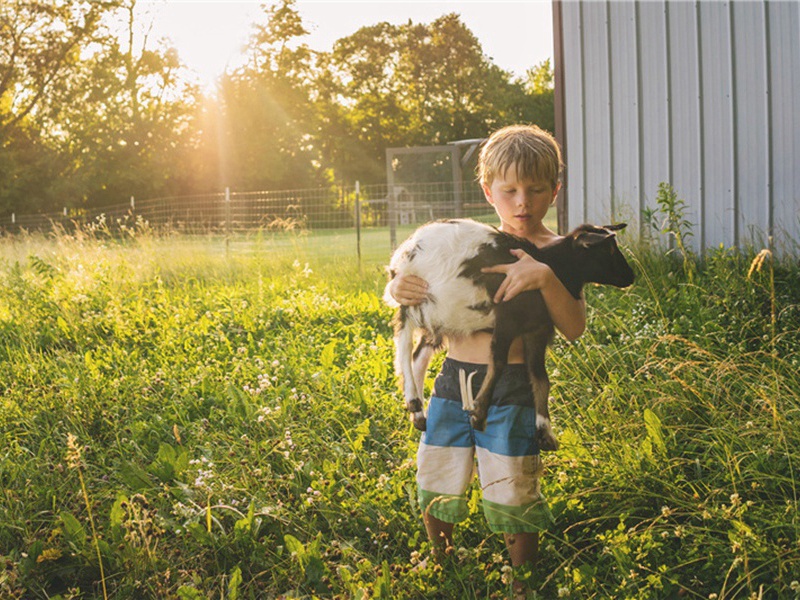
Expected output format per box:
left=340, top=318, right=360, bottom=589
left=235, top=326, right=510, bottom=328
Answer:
left=481, top=249, right=554, bottom=303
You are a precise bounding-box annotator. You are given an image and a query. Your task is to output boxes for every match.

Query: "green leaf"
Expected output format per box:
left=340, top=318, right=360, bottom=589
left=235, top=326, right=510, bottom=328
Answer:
left=109, top=493, right=128, bottom=541
left=320, top=340, right=337, bottom=369
left=227, top=565, right=242, bottom=600
left=176, top=586, right=205, bottom=600
left=284, top=534, right=305, bottom=560
left=119, top=461, right=153, bottom=491
left=60, top=511, right=86, bottom=550
left=644, top=409, right=667, bottom=456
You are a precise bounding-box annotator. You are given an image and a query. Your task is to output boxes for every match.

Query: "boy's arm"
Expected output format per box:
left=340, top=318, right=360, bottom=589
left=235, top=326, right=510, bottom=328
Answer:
left=383, top=274, right=429, bottom=307
left=482, top=249, right=586, bottom=341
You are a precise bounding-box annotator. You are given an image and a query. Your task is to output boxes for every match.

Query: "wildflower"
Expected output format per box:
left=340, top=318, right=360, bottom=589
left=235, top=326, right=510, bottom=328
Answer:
left=66, top=433, right=83, bottom=469
left=36, top=548, right=63, bottom=563
left=558, top=587, right=571, bottom=598
left=661, top=506, right=672, bottom=517
left=500, top=564, right=513, bottom=585
left=747, top=248, right=772, bottom=278
left=790, top=581, right=799, bottom=591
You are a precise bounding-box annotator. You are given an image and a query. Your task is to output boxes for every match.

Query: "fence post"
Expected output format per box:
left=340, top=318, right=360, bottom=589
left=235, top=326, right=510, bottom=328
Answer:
left=355, top=181, right=361, bottom=267
left=225, top=187, right=231, bottom=255
left=386, top=149, right=397, bottom=250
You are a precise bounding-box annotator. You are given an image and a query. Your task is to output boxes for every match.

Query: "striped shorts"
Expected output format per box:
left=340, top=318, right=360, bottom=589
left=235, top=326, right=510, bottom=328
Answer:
left=417, top=358, right=553, bottom=534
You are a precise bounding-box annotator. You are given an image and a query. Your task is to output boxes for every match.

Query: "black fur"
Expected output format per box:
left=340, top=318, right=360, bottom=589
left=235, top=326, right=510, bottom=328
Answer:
left=435, top=223, right=634, bottom=450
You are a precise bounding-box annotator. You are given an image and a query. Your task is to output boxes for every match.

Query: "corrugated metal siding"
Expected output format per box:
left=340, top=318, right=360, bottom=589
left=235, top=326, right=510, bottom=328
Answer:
left=558, top=0, right=800, bottom=254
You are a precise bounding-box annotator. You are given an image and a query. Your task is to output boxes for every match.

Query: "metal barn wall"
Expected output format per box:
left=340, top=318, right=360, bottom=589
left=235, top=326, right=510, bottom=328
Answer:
left=554, top=0, right=800, bottom=254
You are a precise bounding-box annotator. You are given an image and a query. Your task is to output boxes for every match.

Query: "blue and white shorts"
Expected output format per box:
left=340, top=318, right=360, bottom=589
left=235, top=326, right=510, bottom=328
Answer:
left=417, top=358, right=553, bottom=534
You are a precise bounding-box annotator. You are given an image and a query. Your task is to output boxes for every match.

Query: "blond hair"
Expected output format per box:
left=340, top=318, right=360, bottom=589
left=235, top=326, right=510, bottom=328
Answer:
left=478, top=124, right=563, bottom=189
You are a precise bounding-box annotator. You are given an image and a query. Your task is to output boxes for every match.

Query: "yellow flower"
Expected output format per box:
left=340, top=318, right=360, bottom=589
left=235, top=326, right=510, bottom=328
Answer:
left=66, top=433, right=83, bottom=469
left=36, top=548, right=63, bottom=563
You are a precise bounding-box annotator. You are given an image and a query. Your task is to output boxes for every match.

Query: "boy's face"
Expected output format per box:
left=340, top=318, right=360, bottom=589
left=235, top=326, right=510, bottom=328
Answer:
left=482, top=168, right=558, bottom=239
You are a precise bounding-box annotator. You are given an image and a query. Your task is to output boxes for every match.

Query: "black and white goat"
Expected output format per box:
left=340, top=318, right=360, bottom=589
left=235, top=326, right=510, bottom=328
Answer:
left=384, top=218, right=634, bottom=451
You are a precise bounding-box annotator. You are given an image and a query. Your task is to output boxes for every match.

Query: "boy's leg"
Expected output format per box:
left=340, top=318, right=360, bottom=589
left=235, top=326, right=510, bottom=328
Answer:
left=505, top=532, right=539, bottom=598
left=504, top=531, right=539, bottom=567
left=424, top=511, right=455, bottom=556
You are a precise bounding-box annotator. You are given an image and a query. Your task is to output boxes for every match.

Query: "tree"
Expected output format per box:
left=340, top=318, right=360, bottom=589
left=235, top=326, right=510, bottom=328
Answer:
left=0, top=0, right=201, bottom=213
left=317, top=14, right=547, bottom=184
left=0, top=1, right=110, bottom=213
left=198, top=0, right=330, bottom=191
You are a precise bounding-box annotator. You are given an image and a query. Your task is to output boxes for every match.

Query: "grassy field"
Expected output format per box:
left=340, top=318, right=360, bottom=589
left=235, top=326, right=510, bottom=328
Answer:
left=0, top=223, right=798, bottom=599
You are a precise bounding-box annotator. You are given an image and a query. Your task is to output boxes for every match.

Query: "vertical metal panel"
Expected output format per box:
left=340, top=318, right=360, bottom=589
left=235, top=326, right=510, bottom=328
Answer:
left=553, top=0, right=570, bottom=235
left=582, top=1, right=613, bottom=224
left=732, top=1, right=771, bottom=248
left=667, top=2, right=703, bottom=247
left=637, top=1, right=671, bottom=238
left=609, top=1, right=640, bottom=226
left=561, top=1, right=586, bottom=230
left=768, top=0, right=800, bottom=254
left=557, top=0, right=799, bottom=254
left=699, top=1, right=735, bottom=249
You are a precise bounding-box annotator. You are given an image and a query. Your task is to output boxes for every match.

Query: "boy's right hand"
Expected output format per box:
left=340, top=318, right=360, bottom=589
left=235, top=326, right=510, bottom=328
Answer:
left=389, top=274, right=429, bottom=306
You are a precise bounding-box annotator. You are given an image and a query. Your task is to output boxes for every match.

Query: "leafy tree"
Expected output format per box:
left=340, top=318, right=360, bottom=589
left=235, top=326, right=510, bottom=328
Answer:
left=0, top=1, right=110, bottom=213
left=0, top=0, right=200, bottom=213
left=519, top=58, right=555, bottom=134
left=316, top=14, right=553, bottom=185
left=53, top=0, right=201, bottom=208
left=198, top=0, right=331, bottom=192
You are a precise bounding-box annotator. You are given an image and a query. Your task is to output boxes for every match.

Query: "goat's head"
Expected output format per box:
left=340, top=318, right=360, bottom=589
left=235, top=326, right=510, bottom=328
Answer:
left=571, top=223, right=635, bottom=289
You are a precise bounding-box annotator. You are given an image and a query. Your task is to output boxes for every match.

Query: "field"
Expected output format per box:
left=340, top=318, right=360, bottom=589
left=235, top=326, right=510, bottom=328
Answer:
left=0, top=224, right=799, bottom=599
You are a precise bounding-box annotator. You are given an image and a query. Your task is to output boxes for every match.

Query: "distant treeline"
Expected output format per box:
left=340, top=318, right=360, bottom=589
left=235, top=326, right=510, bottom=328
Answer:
left=0, top=0, right=555, bottom=216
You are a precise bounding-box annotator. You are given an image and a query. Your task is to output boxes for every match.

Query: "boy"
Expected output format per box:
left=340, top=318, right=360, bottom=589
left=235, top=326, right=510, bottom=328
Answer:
left=386, top=124, right=585, bottom=597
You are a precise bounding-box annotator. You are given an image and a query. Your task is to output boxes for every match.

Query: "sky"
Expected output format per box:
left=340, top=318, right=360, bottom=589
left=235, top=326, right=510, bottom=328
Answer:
left=142, top=0, right=554, bottom=88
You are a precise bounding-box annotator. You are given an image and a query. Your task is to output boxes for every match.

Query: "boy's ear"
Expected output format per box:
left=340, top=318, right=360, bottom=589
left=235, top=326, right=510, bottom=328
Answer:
left=482, top=182, right=494, bottom=204
left=550, top=182, right=562, bottom=205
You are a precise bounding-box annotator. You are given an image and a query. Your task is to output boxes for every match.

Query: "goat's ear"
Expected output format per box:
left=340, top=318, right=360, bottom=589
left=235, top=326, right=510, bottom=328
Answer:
left=602, top=223, right=628, bottom=232
left=575, top=228, right=616, bottom=249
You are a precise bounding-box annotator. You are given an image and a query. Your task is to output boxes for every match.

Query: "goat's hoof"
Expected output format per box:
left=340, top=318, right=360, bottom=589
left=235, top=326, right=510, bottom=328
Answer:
left=411, top=412, right=427, bottom=432
left=406, top=398, right=423, bottom=413
left=470, top=414, right=487, bottom=432
left=538, top=432, right=559, bottom=452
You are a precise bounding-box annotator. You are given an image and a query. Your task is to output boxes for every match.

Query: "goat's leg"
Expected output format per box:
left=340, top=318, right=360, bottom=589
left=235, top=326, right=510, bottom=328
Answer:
left=409, top=339, right=435, bottom=431
left=522, top=333, right=558, bottom=451
left=394, top=314, right=425, bottom=427
left=470, top=331, right=513, bottom=432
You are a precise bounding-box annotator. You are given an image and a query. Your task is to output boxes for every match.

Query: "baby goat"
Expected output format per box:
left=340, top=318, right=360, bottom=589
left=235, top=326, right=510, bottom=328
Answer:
left=385, top=218, right=634, bottom=451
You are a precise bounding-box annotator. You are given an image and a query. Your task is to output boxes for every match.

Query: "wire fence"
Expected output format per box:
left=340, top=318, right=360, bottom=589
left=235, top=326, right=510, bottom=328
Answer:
left=2, top=181, right=494, bottom=256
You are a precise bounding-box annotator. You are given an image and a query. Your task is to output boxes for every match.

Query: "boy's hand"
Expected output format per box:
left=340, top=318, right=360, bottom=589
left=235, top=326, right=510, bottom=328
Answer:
left=389, top=274, right=429, bottom=306
left=482, top=249, right=554, bottom=303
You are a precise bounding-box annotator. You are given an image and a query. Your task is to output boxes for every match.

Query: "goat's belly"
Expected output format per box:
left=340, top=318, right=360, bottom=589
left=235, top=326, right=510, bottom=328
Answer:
left=408, top=291, right=496, bottom=337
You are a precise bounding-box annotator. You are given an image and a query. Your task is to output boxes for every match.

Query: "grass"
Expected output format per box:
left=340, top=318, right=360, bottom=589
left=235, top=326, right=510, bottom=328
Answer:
left=0, top=220, right=797, bottom=599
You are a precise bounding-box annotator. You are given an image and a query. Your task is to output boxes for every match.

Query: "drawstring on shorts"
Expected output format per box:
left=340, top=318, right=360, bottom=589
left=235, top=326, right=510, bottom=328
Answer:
left=458, top=368, right=478, bottom=412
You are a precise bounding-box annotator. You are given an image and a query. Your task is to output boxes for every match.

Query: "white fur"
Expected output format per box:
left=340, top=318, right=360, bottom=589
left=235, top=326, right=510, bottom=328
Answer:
left=386, top=219, right=499, bottom=337
left=385, top=220, right=502, bottom=428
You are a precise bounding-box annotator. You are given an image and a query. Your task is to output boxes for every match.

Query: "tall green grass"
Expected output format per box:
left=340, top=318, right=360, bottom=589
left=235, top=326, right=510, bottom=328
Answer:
left=0, top=225, right=797, bottom=599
